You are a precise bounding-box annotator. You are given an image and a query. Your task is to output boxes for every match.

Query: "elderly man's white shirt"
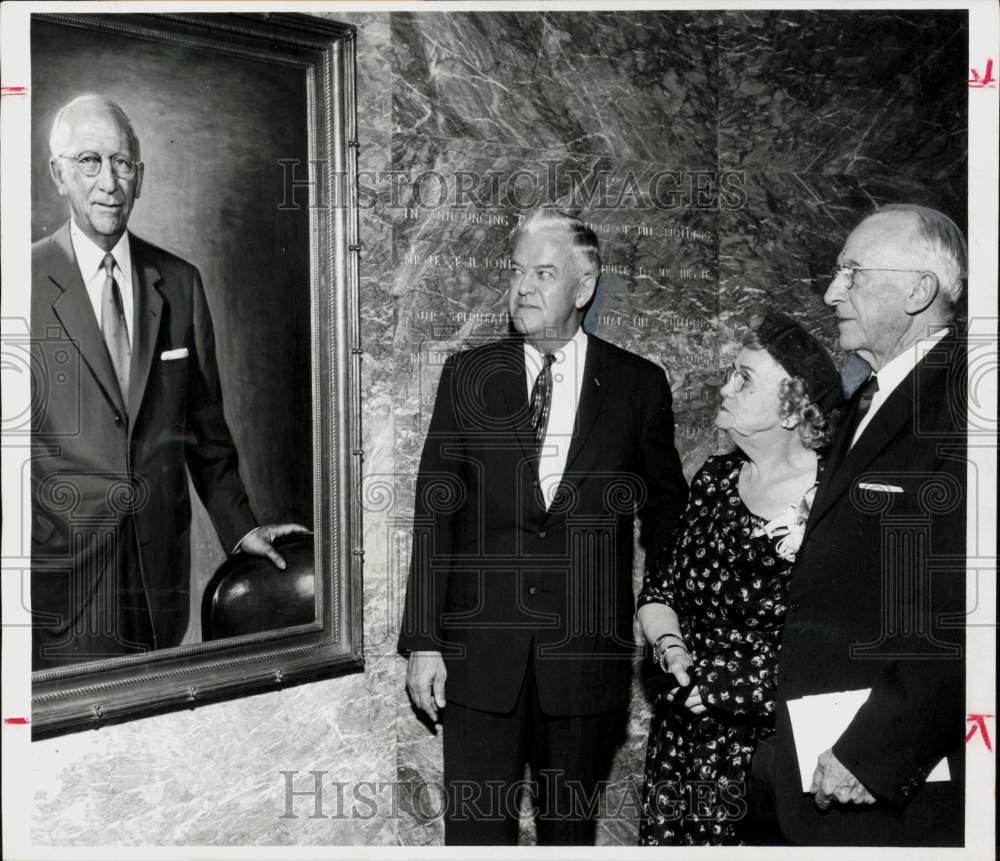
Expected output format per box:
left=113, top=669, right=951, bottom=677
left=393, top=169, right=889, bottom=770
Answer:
left=70, top=220, right=134, bottom=344
left=524, top=327, right=589, bottom=509
left=851, top=327, right=949, bottom=447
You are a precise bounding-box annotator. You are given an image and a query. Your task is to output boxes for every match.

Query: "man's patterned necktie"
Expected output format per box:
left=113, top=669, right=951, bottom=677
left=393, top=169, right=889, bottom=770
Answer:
left=529, top=353, right=556, bottom=455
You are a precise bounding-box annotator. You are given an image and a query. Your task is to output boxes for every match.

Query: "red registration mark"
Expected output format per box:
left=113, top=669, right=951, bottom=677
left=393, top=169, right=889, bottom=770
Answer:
left=965, top=714, right=995, bottom=751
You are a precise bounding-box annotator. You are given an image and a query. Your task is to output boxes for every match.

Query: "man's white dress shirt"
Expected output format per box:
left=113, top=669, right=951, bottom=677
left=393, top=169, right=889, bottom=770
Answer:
left=70, top=220, right=134, bottom=343
left=851, top=328, right=949, bottom=447
left=524, top=327, right=589, bottom=509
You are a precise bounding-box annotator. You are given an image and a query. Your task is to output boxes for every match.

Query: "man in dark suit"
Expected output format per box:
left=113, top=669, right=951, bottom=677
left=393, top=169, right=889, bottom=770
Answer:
left=398, top=209, right=688, bottom=844
left=749, top=204, right=967, bottom=846
left=31, top=94, right=304, bottom=669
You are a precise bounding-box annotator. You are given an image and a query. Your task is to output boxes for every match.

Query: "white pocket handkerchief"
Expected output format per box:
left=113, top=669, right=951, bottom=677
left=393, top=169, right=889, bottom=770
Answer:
left=857, top=481, right=903, bottom=493
left=160, top=348, right=189, bottom=361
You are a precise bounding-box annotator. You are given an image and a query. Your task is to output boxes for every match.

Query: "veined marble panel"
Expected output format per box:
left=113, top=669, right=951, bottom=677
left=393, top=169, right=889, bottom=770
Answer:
left=388, top=134, right=730, bottom=231
left=718, top=10, right=968, bottom=178
left=392, top=11, right=718, bottom=166
left=31, top=667, right=399, bottom=845
left=357, top=133, right=395, bottom=364
left=342, top=12, right=391, bottom=132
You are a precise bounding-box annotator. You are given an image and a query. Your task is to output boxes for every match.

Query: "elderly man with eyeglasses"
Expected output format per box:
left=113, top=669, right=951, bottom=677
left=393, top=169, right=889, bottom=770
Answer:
left=31, top=94, right=304, bottom=669
left=746, top=204, right=969, bottom=847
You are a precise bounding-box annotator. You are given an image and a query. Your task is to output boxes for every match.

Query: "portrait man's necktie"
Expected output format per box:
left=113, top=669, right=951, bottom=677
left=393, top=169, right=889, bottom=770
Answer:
left=529, top=353, right=556, bottom=455
left=101, top=252, right=131, bottom=401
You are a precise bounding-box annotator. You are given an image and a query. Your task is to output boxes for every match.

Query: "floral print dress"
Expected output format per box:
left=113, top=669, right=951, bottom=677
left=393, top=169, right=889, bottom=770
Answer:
left=637, top=452, right=817, bottom=846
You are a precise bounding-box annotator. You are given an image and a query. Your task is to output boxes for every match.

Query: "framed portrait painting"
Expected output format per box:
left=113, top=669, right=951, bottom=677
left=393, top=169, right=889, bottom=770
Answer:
left=28, top=11, right=363, bottom=738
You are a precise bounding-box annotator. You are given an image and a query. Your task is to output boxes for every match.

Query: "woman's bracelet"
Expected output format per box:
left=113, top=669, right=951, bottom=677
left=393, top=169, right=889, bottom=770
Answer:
left=653, top=632, right=686, bottom=651
left=652, top=633, right=689, bottom=668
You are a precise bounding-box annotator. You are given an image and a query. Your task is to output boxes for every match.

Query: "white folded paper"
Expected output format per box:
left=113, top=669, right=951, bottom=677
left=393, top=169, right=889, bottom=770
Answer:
left=787, top=688, right=950, bottom=792
left=160, top=347, right=189, bottom=361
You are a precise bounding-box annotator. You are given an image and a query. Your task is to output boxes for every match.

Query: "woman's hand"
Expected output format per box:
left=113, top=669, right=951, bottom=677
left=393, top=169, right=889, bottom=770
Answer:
left=661, top=644, right=706, bottom=716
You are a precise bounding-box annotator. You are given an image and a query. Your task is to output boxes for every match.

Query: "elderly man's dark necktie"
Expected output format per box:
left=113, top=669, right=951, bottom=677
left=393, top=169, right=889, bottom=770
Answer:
left=529, top=353, right=557, bottom=455
left=101, top=252, right=131, bottom=402
left=848, top=374, right=879, bottom=445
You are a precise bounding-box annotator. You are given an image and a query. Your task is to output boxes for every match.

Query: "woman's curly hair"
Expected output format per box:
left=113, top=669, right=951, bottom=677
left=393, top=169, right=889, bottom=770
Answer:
left=778, top=376, right=836, bottom=449
left=743, top=327, right=839, bottom=449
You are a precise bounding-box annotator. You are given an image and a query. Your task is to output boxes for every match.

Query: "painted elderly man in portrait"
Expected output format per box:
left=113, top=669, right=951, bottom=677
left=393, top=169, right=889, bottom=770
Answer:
left=31, top=94, right=303, bottom=669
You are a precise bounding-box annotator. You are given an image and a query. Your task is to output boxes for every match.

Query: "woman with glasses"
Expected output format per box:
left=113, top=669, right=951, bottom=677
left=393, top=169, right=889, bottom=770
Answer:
left=636, top=312, right=844, bottom=845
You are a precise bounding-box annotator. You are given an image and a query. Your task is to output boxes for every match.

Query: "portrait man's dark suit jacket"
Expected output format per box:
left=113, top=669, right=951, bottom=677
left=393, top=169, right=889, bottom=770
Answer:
left=31, top=222, right=258, bottom=668
left=772, top=333, right=966, bottom=846
left=398, top=333, right=688, bottom=717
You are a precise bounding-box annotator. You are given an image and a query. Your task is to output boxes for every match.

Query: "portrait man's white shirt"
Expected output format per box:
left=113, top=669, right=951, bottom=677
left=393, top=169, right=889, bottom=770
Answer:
left=524, top=326, right=588, bottom=509
left=851, top=326, right=949, bottom=447
left=70, top=218, right=134, bottom=343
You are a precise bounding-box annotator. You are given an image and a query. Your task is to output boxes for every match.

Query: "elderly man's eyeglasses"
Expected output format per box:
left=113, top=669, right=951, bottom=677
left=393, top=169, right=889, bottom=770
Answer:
left=55, top=152, right=138, bottom=179
left=723, top=367, right=749, bottom=392
left=831, top=264, right=931, bottom=290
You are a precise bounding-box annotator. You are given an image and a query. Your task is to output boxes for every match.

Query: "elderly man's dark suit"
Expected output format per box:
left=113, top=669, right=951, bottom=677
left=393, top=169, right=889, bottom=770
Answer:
left=31, top=223, right=258, bottom=669
left=398, top=332, right=687, bottom=841
left=761, top=333, right=966, bottom=846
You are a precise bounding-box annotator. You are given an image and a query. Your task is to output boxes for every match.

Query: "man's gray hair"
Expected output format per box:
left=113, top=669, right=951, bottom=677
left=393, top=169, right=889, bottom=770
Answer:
left=49, top=95, right=141, bottom=161
left=877, top=203, right=967, bottom=305
left=511, top=209, right=602, bottom=276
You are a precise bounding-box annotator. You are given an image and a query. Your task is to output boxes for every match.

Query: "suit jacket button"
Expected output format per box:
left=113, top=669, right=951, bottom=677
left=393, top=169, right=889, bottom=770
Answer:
left=114, top=414, right=123, bottom=426
left=538, top=529, right=547, bottom=539
left=529, top=586, right=537, bottom=596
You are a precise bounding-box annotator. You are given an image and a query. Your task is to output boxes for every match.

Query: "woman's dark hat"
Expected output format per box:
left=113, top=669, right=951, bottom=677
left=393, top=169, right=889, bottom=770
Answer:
left=757, top=313, right=843, bottom=412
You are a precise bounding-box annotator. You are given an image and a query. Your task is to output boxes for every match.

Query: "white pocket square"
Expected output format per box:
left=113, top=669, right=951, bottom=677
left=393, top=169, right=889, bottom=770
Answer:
left=160, top=348, right=189, bottom=361
left=857, top=481, right=903, bottom=493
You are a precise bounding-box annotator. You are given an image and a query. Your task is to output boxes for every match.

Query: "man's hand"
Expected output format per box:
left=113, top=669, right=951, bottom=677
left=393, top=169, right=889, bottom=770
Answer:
left=406, top=651, right=447, bottom=722
left=239, top=523, right=310, bottom=569
left=810, top=748, right=877, bottom=809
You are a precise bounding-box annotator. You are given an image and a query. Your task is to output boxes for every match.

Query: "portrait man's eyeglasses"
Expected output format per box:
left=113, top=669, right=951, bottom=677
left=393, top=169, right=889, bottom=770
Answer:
left=831, top=264, right=933, bottom=290
left=54, top=151, right=138, bottom=179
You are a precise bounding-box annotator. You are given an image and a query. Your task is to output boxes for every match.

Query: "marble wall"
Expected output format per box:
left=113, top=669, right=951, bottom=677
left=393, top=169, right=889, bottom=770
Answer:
left=31, top=8, right=966, bottom=848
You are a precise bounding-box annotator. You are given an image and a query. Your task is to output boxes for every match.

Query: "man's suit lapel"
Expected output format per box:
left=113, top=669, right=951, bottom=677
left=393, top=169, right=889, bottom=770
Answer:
left=806, top=386, right=863, bottom=527
left=807, top=336, right=954, bottom=531
left=563, top=334, right=611, bottom=476
left=127, top=236, right=164, bottom=422
left=47, top=223, right=127, bottom=416
left=497, top=336, right=538, bottom=468
left=495, top=336, right=550, bottom=519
